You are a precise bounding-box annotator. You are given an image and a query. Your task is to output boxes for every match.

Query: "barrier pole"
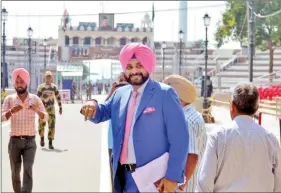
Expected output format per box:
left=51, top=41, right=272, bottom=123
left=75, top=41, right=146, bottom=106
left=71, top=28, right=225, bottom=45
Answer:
left=253, top=111, right=262, bottom=125
left=258, top=112, right=262, bottom=125
left=279, top=117, right=281, bottom=144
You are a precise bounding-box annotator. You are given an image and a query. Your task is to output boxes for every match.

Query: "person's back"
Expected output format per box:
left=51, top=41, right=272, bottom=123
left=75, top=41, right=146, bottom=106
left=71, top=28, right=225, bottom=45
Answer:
left=212, top=116, right=279, bottom=192
left=197, top=83, right=281, bottom=192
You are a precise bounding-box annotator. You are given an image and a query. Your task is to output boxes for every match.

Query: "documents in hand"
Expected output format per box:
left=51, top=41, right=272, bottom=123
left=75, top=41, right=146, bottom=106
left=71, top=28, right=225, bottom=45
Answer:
left=132, top=152, right=185, bottom=192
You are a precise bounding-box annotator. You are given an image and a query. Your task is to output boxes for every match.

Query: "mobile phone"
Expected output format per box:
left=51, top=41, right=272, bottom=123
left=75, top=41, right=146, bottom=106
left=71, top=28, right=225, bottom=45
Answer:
left=116, top=82, right=128, bottom=88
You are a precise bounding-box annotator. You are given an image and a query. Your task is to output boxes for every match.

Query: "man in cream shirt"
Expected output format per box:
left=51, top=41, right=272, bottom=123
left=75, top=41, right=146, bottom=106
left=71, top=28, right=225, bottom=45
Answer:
left=197, top=83, right=281, bottom=192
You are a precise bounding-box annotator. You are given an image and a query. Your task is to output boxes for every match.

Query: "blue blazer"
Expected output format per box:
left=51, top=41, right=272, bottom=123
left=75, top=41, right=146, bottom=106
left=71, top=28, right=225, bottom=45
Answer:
left=90, top=78, right=189, bottom=192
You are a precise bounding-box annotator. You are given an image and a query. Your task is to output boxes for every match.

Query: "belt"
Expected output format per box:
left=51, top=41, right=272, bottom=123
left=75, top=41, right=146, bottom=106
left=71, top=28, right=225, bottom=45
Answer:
left=122, top=164, right=137, bottom=171
left=11, top=136, right=35, bottom=139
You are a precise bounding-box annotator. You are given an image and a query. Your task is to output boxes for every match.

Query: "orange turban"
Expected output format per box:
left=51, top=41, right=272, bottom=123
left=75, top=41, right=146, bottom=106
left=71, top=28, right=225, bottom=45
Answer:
left=163, top=75, right=197, bottom=104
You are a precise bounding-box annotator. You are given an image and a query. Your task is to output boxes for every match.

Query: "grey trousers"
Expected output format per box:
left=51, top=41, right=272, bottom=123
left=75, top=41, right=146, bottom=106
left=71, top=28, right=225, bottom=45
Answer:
left=8, top=137, right=37, bottom=193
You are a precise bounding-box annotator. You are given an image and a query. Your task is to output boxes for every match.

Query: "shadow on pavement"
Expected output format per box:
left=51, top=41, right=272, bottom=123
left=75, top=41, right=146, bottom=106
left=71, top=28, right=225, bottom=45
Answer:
left=41, top=147, right=68, bottom=153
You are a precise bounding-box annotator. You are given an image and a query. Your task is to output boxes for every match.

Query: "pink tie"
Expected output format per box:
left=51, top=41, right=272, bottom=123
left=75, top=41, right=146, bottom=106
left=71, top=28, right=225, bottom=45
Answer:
left=120, top=91, right=138, bottom=164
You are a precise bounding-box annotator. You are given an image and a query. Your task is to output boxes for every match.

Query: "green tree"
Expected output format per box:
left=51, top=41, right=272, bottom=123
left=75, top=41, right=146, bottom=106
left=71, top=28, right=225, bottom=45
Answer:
left=215, top=0, right=281, bottom=76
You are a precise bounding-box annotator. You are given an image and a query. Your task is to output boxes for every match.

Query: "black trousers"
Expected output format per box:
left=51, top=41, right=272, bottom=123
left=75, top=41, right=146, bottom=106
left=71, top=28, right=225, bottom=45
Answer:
left=8, top=137, right=37, bottom=193
left=108, top=148, right=114, bottom=192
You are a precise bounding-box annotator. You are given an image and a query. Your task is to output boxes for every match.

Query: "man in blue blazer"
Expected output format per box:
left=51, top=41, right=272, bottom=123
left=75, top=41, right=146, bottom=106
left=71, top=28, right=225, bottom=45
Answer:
left=81, top=43, right=189, bottom=192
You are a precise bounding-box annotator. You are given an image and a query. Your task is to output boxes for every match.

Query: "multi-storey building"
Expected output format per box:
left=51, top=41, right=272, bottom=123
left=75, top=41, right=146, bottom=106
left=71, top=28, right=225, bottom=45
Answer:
left=4, top=37, right=58, bottom=92
left=57, top=10, right=154, bottom=86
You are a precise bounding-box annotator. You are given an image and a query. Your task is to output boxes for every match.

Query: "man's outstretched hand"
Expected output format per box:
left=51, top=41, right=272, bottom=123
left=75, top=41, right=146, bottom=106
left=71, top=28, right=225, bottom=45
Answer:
left=80, top=100, right=98, bottom=121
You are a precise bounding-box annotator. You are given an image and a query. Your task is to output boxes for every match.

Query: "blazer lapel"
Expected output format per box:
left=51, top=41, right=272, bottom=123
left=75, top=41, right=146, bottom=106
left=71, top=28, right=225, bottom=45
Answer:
left=135, top=79, right=156, bottom=122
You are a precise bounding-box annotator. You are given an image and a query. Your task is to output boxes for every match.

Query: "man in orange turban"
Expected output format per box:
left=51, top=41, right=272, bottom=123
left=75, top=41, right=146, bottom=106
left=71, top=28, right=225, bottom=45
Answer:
left=163, top=75, right=207, bottom=192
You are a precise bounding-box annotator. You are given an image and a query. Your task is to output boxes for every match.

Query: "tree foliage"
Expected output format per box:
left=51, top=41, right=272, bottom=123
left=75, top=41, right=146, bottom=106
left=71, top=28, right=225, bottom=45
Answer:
left=215, top=0, right=247, bottom=47
left=215, top=0, right=281, bottom=74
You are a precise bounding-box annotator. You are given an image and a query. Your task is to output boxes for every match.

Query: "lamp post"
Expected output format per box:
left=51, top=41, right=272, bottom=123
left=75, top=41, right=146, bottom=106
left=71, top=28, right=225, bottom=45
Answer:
left=27, top=27, right=33, bottom=92
left=248, top=0, right=255, bottom=82
left=161, top=41, right=166, bottom=80
left=203, top=13, right=211, bottom=109
left=2, top=8, right=8, bottom=89
left=179, top=30, right=184, bottom=75
left=43, top=38, right=47, bottom=71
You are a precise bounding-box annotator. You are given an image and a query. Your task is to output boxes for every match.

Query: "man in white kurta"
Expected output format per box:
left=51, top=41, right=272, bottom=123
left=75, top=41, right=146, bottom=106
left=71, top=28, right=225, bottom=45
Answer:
left=196, top=83, right=281, bottom=192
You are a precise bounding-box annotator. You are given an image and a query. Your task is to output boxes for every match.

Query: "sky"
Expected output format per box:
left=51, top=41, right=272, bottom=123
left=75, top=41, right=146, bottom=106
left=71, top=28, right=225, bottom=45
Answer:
left=2, top=1, right=228, bottom=45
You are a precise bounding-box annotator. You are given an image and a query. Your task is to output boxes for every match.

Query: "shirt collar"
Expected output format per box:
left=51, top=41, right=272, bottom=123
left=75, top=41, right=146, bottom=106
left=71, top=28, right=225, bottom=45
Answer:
left=16, top=92, right=31, bottom=103
left=133, top=78, right=150, bottom=95
left=183, top=104, right=193, bottom=111
left=234, top=115, right=254, bottom=122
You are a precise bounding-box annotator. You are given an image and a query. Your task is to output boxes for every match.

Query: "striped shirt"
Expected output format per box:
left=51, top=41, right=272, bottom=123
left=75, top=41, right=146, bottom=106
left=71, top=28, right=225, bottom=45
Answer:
left=182, top=104, right=207, bottom=192
left=1, top=93, right=49, bottom=136
left=196, top=115, right=281, bottom=192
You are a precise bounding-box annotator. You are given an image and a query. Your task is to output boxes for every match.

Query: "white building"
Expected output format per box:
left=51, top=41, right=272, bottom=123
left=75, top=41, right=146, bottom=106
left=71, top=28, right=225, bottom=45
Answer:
left=57, top=10, right=154, bottom=83
left=4, top=37, right=58, bottom=92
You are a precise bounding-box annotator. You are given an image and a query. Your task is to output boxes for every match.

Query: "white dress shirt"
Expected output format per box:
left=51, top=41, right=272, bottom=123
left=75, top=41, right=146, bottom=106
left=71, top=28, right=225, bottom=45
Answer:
left=125, top=78, right=149, bottom=164
left=196, top=115, right=281, bottom=192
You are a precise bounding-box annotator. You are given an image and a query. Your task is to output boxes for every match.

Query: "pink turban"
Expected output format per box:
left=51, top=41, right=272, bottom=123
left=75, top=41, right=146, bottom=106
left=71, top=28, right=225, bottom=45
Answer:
left=119, top=43, right=156, bottom=74
left=12, top=68, right=30, bottom=86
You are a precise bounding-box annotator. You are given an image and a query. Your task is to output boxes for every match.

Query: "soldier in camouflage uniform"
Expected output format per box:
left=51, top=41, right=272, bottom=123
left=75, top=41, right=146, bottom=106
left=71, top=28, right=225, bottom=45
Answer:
left=37, top=71, right=62, bottom=149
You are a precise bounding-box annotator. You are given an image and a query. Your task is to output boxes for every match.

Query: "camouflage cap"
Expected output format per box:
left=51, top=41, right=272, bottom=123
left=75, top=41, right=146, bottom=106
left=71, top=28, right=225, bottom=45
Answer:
left=45, top=71, right=53, bottom=77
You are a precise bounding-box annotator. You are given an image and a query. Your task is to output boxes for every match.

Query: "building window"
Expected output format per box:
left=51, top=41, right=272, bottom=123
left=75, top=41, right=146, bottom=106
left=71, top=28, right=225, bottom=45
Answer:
left=95, top=37, right=101, bottom=45
left=73, top=37, right=79, bottom=45
left=65, top=36, right=70, bottom=46
left=131, top=38, right=139, bottom=43
left=142, top=37, right=148, bottom=45
left=84, top=37, right=91, bottom=45
left=120, top=38, right=127, bottom=46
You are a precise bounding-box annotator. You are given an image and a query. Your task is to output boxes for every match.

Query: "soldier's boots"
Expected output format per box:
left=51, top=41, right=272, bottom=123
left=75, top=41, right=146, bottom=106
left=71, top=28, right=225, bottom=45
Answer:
left=49, top=139, right=54, bottom=149
left=40, top=137, right=45, bottom=147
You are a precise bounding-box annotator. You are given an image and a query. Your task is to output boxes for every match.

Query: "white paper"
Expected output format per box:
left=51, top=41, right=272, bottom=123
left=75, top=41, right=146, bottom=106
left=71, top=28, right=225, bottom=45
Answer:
left=132, top=153, right=186, bottom=192
left=132, top=153, right=169, bottom=192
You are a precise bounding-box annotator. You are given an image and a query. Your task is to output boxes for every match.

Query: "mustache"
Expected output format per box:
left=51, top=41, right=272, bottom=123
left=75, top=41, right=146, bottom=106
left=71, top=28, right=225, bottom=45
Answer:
left=129, top=73, right=143, bottom=78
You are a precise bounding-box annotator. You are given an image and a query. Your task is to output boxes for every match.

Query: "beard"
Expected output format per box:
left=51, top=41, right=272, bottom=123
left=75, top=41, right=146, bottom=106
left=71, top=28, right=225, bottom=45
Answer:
left=125, top=72, right=149, bottom=86
left=15, top=86, right=27, bottom=95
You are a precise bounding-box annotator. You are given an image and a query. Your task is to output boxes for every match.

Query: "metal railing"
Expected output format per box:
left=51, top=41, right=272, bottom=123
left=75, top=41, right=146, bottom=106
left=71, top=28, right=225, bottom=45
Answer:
left=192, top=52, right=220, bottom=87
left=254, top=70, right=281, bottom=87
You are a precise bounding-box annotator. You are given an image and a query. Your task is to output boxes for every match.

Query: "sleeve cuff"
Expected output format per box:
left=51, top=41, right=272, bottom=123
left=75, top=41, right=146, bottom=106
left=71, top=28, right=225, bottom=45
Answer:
left=188, top=149, right=199, bottom=155
left=165, top=167, right=185, bottom=183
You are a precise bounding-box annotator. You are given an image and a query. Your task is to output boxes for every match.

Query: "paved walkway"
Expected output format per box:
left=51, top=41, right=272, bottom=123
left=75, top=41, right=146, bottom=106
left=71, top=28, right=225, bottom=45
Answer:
left=1, top=96, right=107, bottom=192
